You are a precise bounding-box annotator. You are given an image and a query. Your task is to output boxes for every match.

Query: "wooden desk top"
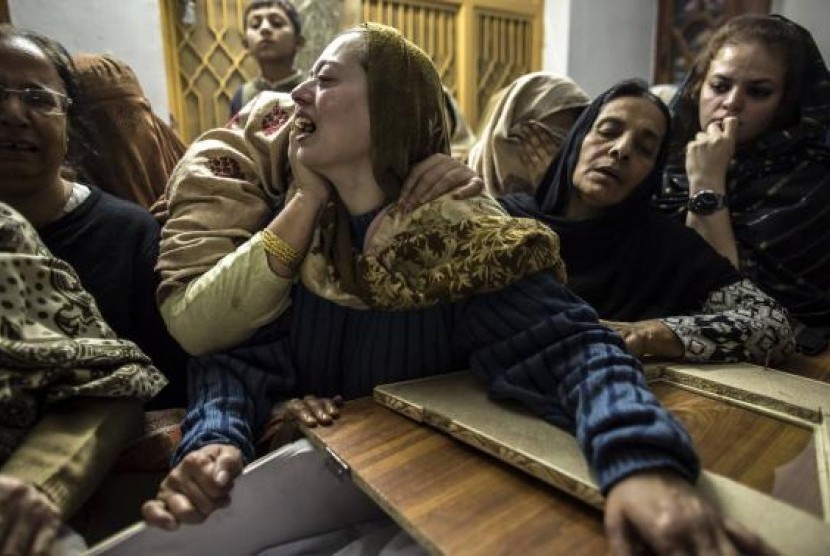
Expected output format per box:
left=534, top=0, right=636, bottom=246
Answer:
left=302, top=398, right=608, bottom=555
left=306, top=356, right=830, bottom=555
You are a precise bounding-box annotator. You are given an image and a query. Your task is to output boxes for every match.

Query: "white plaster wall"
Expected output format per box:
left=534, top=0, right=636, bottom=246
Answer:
left=542, top=0, right=571, bottom=77
left=9, top=1, right=826, bottom=122
left=771, top=0, right=830, bottom=62
left=544, top=0, right=829, bottom=100
left=8, top=0, right=171, bottom=122
left=544, top=0, right=656, bottom=98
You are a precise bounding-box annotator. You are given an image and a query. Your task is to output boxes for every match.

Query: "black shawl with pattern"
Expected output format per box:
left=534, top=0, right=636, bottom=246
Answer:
left=655, top=16, right=830, bottom=325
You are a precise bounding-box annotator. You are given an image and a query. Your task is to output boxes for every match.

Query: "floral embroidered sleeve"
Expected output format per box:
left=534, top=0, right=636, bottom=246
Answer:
left=158, top=93, right=298, bottom=355
left=660, top=278, right=794, bottom=364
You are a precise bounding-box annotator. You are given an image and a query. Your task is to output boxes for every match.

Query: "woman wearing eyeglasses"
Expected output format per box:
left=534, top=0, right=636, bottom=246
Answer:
left=0, top=27, right=187, bottom=404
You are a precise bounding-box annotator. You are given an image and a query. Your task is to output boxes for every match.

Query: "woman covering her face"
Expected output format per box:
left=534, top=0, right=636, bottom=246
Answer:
left=502, top=79, right=793, bottom=363
left=468, top=72, right=590, bottom=196
left=148, top=24, right=770, bottom=555
left=653, top=15, right=830, bottom=345
left=72, top=53, right=186, bottom=210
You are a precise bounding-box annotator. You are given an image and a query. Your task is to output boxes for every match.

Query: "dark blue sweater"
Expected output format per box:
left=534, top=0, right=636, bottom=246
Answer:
left=175, top=212, right=699, bottom=493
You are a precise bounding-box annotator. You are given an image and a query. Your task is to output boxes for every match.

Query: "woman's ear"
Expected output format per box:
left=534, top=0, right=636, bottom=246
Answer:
left=295, top=35, right=306, bottom=51
left=242, top=37, right=249, bottom=50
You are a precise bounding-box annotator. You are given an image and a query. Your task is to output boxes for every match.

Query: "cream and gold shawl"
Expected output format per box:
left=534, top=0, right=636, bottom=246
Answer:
left=157, top=24, right=565, bottom=313
left=157, top=92, right=295, bottom=303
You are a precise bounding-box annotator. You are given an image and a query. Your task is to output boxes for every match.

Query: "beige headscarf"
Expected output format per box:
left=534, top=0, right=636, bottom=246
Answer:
left=0, top=203, right=167, bottom=462
left=468, top=72, right=590, bottom=196
left=302, top=24, right=564, bottom=308
left=73, top=54, right=186, bottom=209
left=360, top=23, right=449, bottom=200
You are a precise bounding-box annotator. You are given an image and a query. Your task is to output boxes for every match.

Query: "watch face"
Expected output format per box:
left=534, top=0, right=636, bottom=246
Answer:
left=689, top=191, right=724, bottom=215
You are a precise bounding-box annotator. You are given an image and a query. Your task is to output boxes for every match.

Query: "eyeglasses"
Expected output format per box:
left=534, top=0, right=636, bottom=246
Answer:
left=0, top=86, right=72, bottom=115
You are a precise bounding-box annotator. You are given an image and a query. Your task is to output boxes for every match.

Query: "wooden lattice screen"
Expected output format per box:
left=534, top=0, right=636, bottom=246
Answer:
left=358, top=0, right=459, bottom=95
left=160, top=0, right=344, bottom=143
left=348, top=0, right=541, bottom=131
left=161, top=0, right=542, bottom=143
left=0, top=0, right=10, bottom=24
left=475, top=9, right=535, bottom=131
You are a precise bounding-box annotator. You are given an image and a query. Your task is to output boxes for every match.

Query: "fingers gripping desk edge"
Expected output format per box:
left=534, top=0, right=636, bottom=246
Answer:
left=85, top=440, right=379, bottom=555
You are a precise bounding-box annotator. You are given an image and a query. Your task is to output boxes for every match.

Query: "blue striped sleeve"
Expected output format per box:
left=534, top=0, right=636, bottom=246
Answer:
left=172, top=324, right=295, bottom=466
left=455, top=270, right=700, bottom=493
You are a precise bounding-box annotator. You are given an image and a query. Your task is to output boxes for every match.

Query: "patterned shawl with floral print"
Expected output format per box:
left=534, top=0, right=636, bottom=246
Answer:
left=300, top=193, right=565, bottom=310
left=0, top=203, right=167, bottom=463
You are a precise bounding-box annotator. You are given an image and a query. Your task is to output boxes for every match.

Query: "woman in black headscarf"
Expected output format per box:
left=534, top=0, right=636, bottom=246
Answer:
left=502, top=79, right=793, bottom=363
left=654, top=15, right=830, bottom=350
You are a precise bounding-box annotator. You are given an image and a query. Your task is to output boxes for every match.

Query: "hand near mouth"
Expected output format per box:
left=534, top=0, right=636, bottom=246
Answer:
left=685, top=116, right=738, bottom=194
left=288, top=127, right=330, bottom=206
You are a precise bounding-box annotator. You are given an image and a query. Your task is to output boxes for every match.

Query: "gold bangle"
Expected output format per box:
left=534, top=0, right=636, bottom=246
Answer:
left=262, top=229, right=300, bottom=269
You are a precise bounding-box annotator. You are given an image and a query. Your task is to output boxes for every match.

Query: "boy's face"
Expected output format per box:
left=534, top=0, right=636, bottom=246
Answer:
left=244, top=5, right=298, bottom=63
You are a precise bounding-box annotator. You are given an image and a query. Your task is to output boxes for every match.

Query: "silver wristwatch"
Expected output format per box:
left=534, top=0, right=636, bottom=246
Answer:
left=688, top=190, right=727, bottom=215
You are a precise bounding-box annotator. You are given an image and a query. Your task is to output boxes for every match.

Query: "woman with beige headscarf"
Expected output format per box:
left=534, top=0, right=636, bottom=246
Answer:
left=468, top=72, right=590, bottom=195
left=141, top=23, right=768, bottom=556
left=72, top=54, right=186, bottom=209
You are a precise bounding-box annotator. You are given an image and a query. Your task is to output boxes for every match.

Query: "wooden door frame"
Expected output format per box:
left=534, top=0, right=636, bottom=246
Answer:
left=158, top=0, right=185, bottom=137
left=653, top=0, right=771, bottom=84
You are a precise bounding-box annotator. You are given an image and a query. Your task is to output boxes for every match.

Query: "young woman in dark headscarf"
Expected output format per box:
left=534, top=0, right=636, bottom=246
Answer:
left=502, top=79, right=793, bottom=363
left=654, top=15, right=830, bottom=349
left=143, top=25, right=770, bottom=555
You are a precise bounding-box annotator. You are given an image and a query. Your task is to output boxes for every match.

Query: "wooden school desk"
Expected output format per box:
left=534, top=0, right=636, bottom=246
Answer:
left=89, top=354, right=830, bottom=555
left=302, top=396, right=608, bottom=555
left=306, top=358, right=830, bottom=555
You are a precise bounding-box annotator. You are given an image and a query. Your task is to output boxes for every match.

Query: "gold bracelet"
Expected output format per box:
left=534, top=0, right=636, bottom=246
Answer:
left=262, top=228, right=300, bottom=269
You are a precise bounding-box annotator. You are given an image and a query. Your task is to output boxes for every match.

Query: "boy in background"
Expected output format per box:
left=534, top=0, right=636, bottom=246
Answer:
left=230, top=0, right=304, bottom=117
